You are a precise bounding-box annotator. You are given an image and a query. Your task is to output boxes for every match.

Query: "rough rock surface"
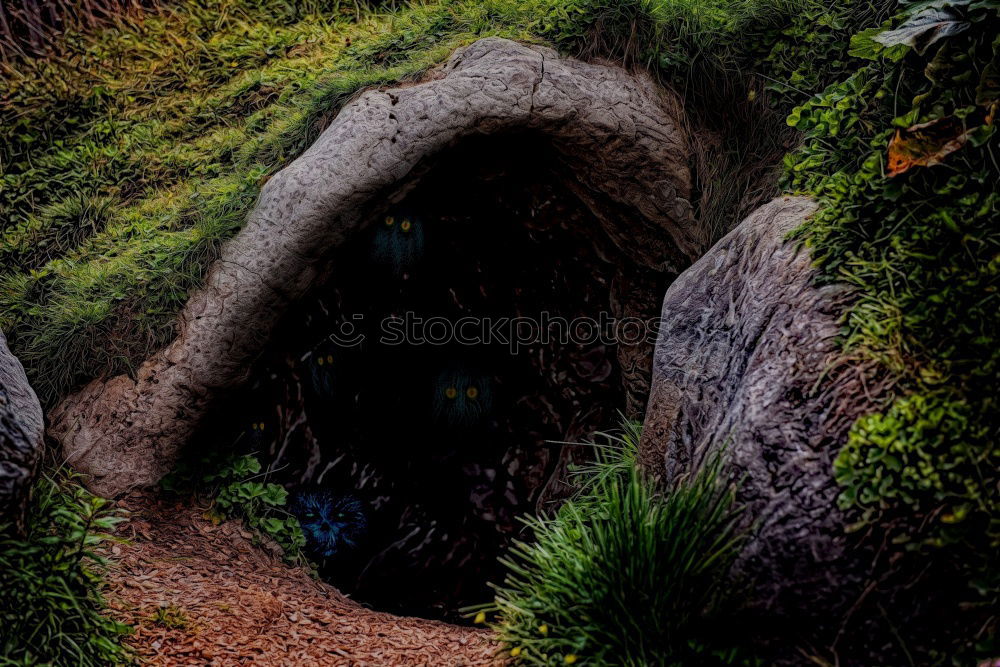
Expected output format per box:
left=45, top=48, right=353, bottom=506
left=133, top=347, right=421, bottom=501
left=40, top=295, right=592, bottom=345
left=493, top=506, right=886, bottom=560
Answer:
left=51, top=38, right=700, bottom=496
left=640, top=196, right=887, bottom=622
left=0, top=329, right=45, bottom=526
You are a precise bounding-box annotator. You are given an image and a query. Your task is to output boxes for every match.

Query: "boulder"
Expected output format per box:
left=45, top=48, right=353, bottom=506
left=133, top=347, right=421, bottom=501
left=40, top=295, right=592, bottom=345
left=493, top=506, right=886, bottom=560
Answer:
left=0, top=329, right=45, bottom=527
left=641, top=196, right=888, bottom=623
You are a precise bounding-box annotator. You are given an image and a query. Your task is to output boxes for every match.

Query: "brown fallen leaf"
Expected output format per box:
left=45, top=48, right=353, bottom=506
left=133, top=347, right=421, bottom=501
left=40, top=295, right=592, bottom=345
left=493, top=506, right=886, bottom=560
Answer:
left=887, top=115, right=973, bottom=177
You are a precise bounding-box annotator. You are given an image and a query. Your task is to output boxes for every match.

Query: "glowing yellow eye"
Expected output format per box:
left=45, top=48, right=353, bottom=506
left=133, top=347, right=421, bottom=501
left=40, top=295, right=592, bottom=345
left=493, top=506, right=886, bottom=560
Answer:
left=445, top=387, right=458, bottom=399
left=400, top=219, right=412, bottom=232
left=326, top=355, right=334, bottom=364
left=259, top=422, right=265, bottom=430
left=317, top=356, right=324, bottom=366
left=466, top=386, right=479, bottom=399
left=385, top=216, right=395, bottom=226
left=251, top=423, right=258, bottom=431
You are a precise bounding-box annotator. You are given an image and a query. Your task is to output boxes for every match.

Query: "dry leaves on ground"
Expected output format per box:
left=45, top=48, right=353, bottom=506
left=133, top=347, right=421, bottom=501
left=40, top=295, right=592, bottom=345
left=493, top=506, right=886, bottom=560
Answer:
left=104, top=492, right=503, bottom=666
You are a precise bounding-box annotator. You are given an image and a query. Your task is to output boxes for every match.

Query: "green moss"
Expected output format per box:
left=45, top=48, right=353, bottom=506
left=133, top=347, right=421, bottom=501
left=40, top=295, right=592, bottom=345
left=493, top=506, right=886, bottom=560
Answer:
left=149, top=604, right=189, bottom=631
left=835, top=392, right=996, bottom=545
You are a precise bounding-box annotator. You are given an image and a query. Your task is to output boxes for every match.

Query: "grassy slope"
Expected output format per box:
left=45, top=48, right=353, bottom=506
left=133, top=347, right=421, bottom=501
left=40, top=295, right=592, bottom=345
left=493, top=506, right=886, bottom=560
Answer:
left=0, top=0, right=812, bottom=404
left=0, top=1, right=533, bottom=403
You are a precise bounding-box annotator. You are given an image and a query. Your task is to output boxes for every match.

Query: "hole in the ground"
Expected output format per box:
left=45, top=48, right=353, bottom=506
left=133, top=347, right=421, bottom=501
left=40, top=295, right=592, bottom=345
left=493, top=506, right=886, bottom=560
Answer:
left=196, top=132, right=670, bottom=621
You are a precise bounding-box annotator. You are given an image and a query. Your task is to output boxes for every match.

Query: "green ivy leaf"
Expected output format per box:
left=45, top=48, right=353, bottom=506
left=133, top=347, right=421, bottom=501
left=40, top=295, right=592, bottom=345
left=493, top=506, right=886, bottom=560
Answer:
left=975, top=36, right=1000, bottom=105
left=848, top=27, right=888, bottom=60
left=261, top=517, right=285, bottom=535
left=261, top=484, right=288, bottom=506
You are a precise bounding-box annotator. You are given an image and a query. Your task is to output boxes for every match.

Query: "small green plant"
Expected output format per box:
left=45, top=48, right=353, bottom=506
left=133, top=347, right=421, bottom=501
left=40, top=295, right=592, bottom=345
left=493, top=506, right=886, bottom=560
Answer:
left=149, top=604, right=189, bottom=630
left=478, top=423, right=747, bottom=666
left=0, top=470, right=133, bottom=666
left=161, top=453, right=307, bottom=563
left=835, top=391, right=995, bottom=547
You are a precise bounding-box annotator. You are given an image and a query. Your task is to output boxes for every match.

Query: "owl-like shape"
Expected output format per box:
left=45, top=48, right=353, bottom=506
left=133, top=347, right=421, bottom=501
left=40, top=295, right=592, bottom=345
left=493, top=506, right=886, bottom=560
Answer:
left=432, top=367, right=494, bottom=428
left=291, top=490, right=368, bottom=560
left=240, top=417, right=274, bottom=452
left=370, top=211, right=425, bottom=277
left=307, top=350, right=339, bottom=402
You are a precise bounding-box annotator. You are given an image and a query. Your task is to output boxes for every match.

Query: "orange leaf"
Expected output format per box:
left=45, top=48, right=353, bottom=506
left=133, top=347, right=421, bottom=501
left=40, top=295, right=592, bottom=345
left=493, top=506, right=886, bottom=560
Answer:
left=886, top=115, right=972, bottom=177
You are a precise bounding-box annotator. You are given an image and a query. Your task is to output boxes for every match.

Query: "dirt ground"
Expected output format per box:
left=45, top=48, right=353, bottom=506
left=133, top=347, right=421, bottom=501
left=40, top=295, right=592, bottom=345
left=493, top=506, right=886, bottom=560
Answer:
left=103, top=493, right=502, bottom=665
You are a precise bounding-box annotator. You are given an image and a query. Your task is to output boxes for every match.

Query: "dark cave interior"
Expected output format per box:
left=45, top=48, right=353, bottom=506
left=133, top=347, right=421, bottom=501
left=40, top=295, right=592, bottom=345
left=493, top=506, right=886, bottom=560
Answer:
left=192, top=133, right=670, bottom=621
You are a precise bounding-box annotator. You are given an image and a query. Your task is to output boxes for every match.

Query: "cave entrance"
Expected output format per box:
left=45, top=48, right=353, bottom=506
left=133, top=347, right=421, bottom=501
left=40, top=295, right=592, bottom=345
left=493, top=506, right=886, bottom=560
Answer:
left=203, top=132, right=669, bottom=620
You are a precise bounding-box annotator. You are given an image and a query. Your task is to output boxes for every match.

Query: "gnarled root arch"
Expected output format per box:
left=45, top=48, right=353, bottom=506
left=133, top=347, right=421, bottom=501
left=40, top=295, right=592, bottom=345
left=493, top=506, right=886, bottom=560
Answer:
left=50, top=38, right=702, bottom=497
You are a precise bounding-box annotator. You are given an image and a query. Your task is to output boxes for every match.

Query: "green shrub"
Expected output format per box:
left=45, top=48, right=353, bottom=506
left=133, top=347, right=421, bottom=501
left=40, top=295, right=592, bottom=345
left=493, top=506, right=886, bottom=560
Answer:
left=751, top=0, right=896, bottom=109
left=161, top=453, right=307, bottom=562
left=480, top=423, right=747, bottom=666
left=783, top=0, right=999, bottom=658
left=0, top=471, right=132, bottom=666
left=786, top=0, right=999, bottom=541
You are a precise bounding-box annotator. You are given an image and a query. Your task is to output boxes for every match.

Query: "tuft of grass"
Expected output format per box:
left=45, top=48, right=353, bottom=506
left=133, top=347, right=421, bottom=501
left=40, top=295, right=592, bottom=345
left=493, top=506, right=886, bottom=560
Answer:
left=149, top=604, right=188, bottom=630
left=479, top=423, right=747, bottom=666
left=0, top=470, right=133, bottom=666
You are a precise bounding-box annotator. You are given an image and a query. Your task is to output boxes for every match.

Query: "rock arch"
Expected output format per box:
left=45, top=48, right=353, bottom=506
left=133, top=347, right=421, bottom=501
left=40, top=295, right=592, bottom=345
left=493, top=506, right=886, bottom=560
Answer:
left=50, top=38, right=702, bottom=497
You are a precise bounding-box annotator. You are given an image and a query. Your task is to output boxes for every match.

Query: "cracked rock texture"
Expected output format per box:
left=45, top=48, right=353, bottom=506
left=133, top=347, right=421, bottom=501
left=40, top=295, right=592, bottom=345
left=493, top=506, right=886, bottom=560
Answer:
left=51, top=38, right=699, bottom=496
left=641, top=196, right=888, bottom=624
left=0, top=330, right=44, bottom=527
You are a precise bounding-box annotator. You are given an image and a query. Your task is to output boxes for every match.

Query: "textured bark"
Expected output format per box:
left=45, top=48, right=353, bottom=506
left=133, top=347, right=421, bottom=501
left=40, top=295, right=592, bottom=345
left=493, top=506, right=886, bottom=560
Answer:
left=51, top=38, right=700, bottom=496
left=0, top=329, right=44, bottom=527
left=640, top=196, right=888, bottom=622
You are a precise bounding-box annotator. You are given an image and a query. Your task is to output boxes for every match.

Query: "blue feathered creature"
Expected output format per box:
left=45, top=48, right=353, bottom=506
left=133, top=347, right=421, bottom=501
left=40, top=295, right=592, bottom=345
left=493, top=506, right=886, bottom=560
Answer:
left=290, top=490, right=368, bottom=560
